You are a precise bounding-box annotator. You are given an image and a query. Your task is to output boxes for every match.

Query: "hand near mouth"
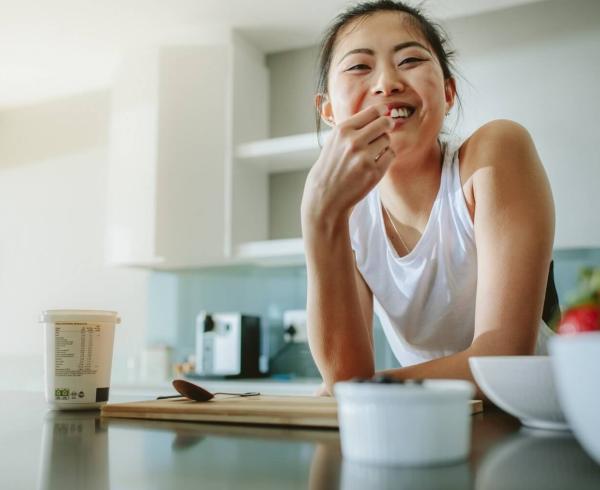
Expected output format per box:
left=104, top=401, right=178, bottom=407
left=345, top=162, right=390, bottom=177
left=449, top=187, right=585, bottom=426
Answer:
left=301, top=103, right=396, bottom=230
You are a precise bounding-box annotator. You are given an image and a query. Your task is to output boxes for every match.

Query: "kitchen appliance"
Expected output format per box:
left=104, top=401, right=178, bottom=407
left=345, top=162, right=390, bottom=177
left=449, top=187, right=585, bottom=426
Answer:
left=195, top=312, right=262, bottom=378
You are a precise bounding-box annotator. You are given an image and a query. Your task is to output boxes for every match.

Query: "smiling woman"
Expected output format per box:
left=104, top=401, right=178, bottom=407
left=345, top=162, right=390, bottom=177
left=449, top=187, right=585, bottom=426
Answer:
left=300, top=0, right=559, bottom=397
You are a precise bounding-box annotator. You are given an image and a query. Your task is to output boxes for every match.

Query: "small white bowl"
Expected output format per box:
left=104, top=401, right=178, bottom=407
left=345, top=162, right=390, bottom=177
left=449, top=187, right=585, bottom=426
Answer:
left=469, top=356, right=568, bottom=430
left=550, top=332, right=600, bottom=464
left=334, top=380, right=475, bottom=466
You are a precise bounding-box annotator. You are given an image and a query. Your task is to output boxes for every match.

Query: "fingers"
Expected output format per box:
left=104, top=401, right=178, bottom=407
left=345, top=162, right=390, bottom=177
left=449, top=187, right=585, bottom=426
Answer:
left=369, top=133, right=391, bottom=161
left=373, top=144, right=396, bottom=170
left=355, top=116, right=394, bottom=146
left=343, top=103, right=390, bottom=130
left=323, top=102, right=396, bottom=178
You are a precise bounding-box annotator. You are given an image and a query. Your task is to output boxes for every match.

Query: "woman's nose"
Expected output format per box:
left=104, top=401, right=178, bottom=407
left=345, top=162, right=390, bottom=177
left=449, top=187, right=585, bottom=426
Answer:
left=372, top=66, right=405, bottom=96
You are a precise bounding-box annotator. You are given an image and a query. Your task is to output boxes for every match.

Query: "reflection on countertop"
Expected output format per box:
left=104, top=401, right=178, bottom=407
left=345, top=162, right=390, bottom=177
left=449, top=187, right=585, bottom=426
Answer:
left=3, top=391, right=600, bottom=490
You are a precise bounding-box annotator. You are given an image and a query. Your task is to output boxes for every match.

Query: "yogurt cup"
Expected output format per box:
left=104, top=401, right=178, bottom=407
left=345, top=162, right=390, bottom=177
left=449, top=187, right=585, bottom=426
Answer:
left=334, top=379, right=475, bottom=466
left=41, top=310, right=120, bottom=410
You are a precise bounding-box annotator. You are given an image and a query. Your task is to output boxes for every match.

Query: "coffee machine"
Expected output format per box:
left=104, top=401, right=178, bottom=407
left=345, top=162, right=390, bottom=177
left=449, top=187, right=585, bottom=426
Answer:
left=194, top=312, right=262, bottom=378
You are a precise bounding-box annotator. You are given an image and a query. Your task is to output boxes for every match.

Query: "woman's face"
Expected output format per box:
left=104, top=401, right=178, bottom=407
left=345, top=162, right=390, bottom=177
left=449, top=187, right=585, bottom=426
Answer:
left=322, top=11, right=455, bottom=155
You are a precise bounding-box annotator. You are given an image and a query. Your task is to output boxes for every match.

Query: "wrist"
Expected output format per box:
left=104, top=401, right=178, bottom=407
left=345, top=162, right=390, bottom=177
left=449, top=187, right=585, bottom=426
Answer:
left=301, top=203, right=350, bottom=242
left=301, top=182, right=351, bottom=230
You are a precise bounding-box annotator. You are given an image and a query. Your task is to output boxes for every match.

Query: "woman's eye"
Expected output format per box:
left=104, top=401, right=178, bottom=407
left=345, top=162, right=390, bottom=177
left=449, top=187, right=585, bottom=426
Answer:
left=346, top=64, right=370, bottom=71
left=399, top=57, right=423, bottom=66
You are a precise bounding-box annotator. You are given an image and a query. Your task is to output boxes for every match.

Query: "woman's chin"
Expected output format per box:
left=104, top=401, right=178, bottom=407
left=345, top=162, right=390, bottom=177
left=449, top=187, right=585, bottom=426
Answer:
left=387, top=135, right=415, bottom=154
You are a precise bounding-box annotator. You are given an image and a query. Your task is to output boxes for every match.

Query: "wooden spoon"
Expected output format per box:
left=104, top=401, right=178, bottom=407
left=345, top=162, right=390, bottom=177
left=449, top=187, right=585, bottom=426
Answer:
left=158, top=379, right=260, bottom=402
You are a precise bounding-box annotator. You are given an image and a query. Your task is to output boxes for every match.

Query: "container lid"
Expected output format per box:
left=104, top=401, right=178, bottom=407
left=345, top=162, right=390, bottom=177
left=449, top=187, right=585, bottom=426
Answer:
left=334, top=379, right=474, bottom=402
left=39, top=309, right=121, bottom=324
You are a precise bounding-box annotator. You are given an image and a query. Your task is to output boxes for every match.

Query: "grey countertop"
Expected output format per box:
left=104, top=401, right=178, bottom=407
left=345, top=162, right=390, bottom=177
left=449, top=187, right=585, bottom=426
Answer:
left=3, top=390, right=600, bottom=490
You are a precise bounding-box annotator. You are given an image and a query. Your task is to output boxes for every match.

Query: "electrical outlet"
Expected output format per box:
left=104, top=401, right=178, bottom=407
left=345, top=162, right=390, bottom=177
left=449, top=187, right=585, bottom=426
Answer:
left=282, top=309, right=308, bottom=343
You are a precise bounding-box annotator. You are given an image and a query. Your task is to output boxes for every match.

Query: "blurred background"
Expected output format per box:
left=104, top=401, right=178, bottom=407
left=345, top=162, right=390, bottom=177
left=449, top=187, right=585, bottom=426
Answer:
left=0, top=0, right=598, bottom=391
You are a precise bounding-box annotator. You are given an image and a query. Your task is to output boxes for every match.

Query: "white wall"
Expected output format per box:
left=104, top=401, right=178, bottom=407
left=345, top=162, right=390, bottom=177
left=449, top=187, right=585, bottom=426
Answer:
left=267, top=0, right=600, bottom=247
left=446, top=0, right=600, bottom=248
left=0, top=91, right=149, bottom=390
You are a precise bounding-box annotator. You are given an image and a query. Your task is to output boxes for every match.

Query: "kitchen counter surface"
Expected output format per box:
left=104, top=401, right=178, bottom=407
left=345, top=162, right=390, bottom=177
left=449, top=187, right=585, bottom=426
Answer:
left=3, top=390, right=600, bottom=490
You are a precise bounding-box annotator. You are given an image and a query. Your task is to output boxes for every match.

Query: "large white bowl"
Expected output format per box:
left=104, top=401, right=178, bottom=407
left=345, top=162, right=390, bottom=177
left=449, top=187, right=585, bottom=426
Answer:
left=469, top=356, right=568, bottom=430
left=334, top=380, right=475, bottom=466
left=550, top=332, right=600, bottom=464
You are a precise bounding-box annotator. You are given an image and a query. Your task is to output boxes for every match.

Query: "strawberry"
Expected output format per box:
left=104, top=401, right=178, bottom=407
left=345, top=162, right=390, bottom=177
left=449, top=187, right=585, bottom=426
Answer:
left=557, top=304, right=600, bottom=335
left=552, top=267, right=600, bottom=335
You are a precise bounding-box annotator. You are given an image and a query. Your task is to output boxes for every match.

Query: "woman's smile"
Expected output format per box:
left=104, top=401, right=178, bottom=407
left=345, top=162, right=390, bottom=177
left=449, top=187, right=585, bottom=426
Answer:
left=388, top=104, right=418, bottom=130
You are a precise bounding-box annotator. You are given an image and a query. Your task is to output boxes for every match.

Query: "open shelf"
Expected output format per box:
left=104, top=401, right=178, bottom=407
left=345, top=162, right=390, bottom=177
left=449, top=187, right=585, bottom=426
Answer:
left=235, top=131, right=330, bottom=173
left=235, top=237, right=305, bottom=266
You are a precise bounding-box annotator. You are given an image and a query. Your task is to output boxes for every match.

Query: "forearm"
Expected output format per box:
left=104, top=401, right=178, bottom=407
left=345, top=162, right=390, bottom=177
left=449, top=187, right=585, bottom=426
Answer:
left=375, top=348, right=485, bottom=400
left=304, top=216, right=374, bottom=389
left=377, top=350, right=472, bottom=381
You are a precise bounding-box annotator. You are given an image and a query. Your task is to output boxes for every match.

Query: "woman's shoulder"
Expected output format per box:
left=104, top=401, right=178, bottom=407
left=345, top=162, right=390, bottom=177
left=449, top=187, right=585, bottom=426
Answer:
left=451, top=119, right=540, bottom=222
left=458, top=119, right=536, bottom=173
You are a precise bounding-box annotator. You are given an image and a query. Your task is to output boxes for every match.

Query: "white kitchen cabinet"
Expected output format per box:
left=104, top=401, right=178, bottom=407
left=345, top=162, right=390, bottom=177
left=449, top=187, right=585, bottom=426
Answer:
left=106, top=34, right=269, bottom=268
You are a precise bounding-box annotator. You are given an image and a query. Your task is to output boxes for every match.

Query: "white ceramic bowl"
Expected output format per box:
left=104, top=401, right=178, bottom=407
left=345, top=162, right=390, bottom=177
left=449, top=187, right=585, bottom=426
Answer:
left=334, top=380, right=475, bottom=466
left=469, top=356, right=568, bottom=430
left=550, top=332, right=600, bottom=464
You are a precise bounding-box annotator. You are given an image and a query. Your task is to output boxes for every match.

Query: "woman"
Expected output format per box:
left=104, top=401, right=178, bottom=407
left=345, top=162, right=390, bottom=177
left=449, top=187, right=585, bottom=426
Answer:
left=301, top=0, right=559, bottom=396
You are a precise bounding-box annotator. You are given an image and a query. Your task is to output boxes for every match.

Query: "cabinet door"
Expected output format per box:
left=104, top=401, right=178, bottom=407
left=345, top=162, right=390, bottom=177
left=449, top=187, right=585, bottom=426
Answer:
left=106, top=50, right=161, bottom=267
left=106, top=46, right=230, bottom=268
left=155, top=46, right=229, bottom=267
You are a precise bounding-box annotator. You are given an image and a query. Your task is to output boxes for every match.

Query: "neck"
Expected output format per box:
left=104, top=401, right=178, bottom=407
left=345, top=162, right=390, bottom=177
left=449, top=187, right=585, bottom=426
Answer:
left=380, top=139, right=444, bottom=217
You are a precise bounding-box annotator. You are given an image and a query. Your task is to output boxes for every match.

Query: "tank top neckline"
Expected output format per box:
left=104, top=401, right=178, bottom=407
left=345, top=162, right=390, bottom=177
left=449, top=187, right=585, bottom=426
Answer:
left=376, top=140, right=450, bottom=263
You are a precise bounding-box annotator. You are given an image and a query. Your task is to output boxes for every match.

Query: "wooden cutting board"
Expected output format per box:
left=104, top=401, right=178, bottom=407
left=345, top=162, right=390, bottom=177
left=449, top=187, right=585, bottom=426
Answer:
left=102, top=395, right=483, bottom=429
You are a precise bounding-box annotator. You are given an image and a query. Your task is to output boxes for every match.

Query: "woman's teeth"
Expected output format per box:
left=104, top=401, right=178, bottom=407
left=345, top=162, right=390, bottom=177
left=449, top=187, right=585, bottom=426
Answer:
left=390, top=107, right=414, bottom=119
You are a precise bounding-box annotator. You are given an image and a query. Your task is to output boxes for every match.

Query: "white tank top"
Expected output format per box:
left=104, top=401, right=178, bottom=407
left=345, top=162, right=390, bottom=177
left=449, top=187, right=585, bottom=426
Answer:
left=349, top=136, right=553, bottom=366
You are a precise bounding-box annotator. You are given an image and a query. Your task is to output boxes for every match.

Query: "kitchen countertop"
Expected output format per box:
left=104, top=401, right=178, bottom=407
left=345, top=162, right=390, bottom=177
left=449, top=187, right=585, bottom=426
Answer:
left=3, top=390, right=600, bottom=490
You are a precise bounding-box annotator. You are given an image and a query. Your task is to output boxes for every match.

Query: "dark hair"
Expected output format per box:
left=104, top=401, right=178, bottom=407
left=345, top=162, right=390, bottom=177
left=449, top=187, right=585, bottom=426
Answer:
left=315, top=0, right=463, bottom=142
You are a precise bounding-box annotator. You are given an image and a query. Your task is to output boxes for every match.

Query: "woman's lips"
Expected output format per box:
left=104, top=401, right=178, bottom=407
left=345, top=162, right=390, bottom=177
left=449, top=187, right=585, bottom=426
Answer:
left=390, top=112, right=414, bottom=130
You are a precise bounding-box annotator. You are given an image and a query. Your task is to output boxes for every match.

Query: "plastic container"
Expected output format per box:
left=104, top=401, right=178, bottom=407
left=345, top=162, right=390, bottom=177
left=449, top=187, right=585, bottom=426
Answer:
left=41, top=309, right=120, bottom=410
left=334, top=379, right=475, bottom=466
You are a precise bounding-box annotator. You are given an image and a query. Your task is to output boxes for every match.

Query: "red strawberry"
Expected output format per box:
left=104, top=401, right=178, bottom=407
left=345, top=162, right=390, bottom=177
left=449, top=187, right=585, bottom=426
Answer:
left=557, top=305, right=600, bottom=335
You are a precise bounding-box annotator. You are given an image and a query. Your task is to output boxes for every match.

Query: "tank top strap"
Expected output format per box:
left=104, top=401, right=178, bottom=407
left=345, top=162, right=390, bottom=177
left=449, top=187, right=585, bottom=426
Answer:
left=442, top=134, right=475, bottom=237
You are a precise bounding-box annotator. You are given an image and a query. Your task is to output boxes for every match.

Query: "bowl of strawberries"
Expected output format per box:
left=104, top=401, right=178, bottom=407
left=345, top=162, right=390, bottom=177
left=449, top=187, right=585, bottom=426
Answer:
left=550, top=267, right=600, bottom=464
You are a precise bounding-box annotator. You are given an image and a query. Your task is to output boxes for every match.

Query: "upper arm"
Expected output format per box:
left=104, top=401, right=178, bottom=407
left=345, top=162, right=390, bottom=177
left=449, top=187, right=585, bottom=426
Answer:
left=354, top=259, right=374, bottom=350
left=467, top=120, right=555, bottom=354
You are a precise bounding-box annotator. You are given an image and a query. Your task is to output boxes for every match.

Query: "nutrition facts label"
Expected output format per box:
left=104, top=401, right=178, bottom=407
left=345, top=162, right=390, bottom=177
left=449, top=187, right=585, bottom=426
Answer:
left=55, top=324, right=101, bottom=377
